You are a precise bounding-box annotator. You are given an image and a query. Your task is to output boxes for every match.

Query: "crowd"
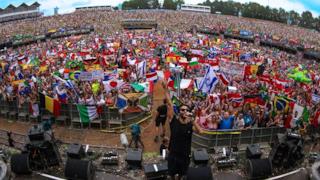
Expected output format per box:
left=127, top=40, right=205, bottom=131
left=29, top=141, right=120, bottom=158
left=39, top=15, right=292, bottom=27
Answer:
left=0, top=10, right=320, bottom=50
left=0, top=10, right=319, bottom=135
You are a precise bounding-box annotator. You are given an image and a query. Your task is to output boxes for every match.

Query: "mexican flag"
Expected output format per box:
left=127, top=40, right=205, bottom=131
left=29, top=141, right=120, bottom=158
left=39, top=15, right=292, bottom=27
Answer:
left=77, top=105, right=98, bottom=124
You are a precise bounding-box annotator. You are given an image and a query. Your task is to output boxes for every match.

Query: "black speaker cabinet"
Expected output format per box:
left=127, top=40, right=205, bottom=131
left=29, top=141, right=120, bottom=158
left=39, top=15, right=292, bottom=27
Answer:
left=246, top=144, right=262, bottom=159
left=246, top=158, right=272, bottom=180
left=126, top=148, right=142, bottom=168
left=11, top=153, right=32, bottom=175
left=187, top=167, right=213, bottom=180
left=67, top=143, right=85, bottom=159
left=143, top=161, right=168, bottom=180
left=193, top=148, right=209, bottom=166
left=64, top=158, right=94, bottom=180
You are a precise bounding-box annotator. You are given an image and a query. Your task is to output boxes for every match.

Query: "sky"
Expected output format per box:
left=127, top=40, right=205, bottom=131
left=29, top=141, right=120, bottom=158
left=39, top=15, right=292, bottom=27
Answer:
left=0, top=0, right=319, bottom=17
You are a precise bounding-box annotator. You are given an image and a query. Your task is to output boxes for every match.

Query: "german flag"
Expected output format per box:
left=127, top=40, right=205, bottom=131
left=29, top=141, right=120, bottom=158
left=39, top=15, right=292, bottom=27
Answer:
left=39, top=93, right=61, bottom=117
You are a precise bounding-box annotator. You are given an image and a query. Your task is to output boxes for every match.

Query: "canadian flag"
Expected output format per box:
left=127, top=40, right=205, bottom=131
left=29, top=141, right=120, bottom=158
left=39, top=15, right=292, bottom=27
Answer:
left=146, top=72, right=158, bottom=82
left=217, top=72, right=229, bottom=86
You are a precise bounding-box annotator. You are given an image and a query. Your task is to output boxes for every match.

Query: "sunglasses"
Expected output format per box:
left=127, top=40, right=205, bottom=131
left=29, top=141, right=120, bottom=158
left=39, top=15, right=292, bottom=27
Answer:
left=180, top=108, right=188, bottom=112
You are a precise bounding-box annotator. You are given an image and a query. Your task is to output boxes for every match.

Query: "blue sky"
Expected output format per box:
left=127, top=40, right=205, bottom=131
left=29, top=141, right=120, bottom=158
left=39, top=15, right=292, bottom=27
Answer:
left=0, top=0, right=319, bottom=16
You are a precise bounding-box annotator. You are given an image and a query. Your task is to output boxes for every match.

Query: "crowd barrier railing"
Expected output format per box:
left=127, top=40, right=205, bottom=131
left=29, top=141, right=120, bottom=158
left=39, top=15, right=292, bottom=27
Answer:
left=0, top=99, right=149, bottom=130
left=192, top=127, right=287, bottom=151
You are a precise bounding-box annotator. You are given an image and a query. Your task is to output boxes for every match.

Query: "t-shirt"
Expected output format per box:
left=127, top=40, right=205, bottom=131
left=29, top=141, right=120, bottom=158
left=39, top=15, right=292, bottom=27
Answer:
left=219, top=116, right=234, bottom=129
left=157, top=104, right=167, bottom=119
left=131, top=124, right=141, bottom=136
left=169, top=116, right=193, bottom=157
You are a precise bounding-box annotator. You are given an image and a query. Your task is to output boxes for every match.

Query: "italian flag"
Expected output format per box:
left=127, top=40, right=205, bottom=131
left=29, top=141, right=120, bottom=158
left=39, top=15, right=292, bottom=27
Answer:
left=77, top=105, right=98, bottom=124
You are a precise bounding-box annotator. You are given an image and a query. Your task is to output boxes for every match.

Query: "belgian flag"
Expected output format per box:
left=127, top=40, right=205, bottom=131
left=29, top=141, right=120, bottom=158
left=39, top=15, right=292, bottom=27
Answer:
left=39, top=93, right=61, bottom=117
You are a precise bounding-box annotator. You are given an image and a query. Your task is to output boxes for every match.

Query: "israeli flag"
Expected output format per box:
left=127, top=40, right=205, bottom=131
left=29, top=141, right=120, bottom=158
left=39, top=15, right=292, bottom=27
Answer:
left=199, top=66, right=218, bottom=94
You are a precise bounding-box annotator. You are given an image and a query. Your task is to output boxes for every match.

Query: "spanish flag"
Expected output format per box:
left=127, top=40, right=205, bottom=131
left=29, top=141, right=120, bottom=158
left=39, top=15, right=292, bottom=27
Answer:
left=40, top=93, right=61, bottom=117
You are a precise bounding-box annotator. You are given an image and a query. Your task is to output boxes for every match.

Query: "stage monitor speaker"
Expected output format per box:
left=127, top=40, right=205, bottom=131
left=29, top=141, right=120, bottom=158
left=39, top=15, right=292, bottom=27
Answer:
left=143, top=161, right=168, bottom=180
left=193, top=148, right=209, bottom=166
left=187, top=167, right=213, bottom=180
left=67, top=143, right=85, bottom=159
left=126, top=148, right=142, bottom=168
left=246, top=144, right=262, bottom=159
left=11, top=153, right=32, bottom=175
left=246, top=158, right=272, bottom=180
left=64, top=158, right=94, bottom=180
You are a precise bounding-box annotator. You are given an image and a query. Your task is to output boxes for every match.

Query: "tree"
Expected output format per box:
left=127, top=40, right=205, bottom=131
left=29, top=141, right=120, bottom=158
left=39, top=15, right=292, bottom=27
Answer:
left=300, top=11, right=314, bottom=28
left=150, top=0, right=160, bottom=9
left=175, top=0, right=185, bottom=9
left=163, top=0, right=176, bottom=10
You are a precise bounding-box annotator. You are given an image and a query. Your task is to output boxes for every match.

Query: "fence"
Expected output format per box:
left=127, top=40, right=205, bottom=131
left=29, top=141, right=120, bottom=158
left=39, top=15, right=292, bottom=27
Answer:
left=192, top=127, right=287, bottom=151
left=0, top=99, right=149, bottom=129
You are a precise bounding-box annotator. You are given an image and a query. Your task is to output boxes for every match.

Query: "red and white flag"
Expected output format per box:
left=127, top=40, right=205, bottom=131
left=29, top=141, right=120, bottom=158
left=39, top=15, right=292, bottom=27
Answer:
left=312, top=110, right=320, bottom=128
left=146, top=72, right=158, bottom=82
left=218, top=72, right=229, bottom=86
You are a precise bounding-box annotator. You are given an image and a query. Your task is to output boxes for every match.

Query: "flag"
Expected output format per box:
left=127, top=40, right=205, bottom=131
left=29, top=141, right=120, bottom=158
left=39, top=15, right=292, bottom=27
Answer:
left=312, top=94, right=320, bottom=104
left=172, top=95, right=182, bottom=107
left=146, top=72, right=158, bottom=82
left=244, top=65, right=258, bottom=76
left=243, top=95, right=266, bottom=106
left=189, top=58, right=199, bottom=66
left=44, top=95, right=61, bottom=116
left=228, top=93, right=243, bottom=104
left=180, top=79, right=192, bottom=89
left=77, top=105, right=98, bottom=124
left=218, top=72, right=229, bottom=86
left=116, top=94, right=128, bottom=112
left=103, top=79, right=124, bottom=92
left=29, top=103, right=39, bottom=117
left=131, top=83, right=145, bottom=92
left=56, top=86, right=67, bottom=103
left=140, top=81, right=153, bottom=93
left=273, top=96, right=289, bottom=112
left=138, top=94, right=149, bottom=111
left=136, top=60, right=146, bottom=79
left=301, top=107, right=309, bottom=123
left=273, top=77, right=290, bottom=90
left=199, top=66, right=218, bottom=93
left=208, top=93, right=220, bottom=105
left=291, top=103, right=304, bottom=128
left=312, top=110, right=320, bottom=128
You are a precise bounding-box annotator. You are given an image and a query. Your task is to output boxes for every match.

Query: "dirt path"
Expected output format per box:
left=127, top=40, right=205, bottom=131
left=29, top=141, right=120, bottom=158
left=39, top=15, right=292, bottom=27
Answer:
left=0, top=81, right=169, bottom=153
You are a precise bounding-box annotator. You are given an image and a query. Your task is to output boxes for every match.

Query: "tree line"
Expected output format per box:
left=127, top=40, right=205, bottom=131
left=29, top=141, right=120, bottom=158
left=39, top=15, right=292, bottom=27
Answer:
left=121, top=0, right=320, bottom=32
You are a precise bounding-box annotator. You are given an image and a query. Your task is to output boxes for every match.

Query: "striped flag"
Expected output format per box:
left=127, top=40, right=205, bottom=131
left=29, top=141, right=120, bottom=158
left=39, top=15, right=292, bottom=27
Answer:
left=146, top=72, right=158, bottom=82
left=136, top=60, right=146, bottom=79
left=199, top=66, right=218, bottom=93
left=218, top=72, right=229, bottom=86
left=77, top=105, right=98, bottom=124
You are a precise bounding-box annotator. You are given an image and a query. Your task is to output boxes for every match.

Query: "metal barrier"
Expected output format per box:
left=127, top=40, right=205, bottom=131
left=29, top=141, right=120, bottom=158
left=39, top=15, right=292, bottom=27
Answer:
left=192, top=127, right=287, bottom=151
left=0, top=100, right=149, bottom=129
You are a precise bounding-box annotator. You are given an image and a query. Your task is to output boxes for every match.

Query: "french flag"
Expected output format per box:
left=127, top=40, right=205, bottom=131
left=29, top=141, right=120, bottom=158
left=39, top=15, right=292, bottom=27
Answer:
left=218, top=72, right=229, bottom=86
left=146, top=72, right=158, bottom=82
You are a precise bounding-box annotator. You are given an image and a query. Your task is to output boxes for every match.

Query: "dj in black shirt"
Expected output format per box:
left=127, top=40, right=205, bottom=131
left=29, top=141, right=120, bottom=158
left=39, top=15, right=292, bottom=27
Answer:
left=167, top=104, right=202, bottom=179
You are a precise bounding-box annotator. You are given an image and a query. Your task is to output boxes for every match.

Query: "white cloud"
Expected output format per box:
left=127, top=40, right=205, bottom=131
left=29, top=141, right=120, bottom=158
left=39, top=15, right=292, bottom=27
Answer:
left=37, top=0, right=319, bottom=16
